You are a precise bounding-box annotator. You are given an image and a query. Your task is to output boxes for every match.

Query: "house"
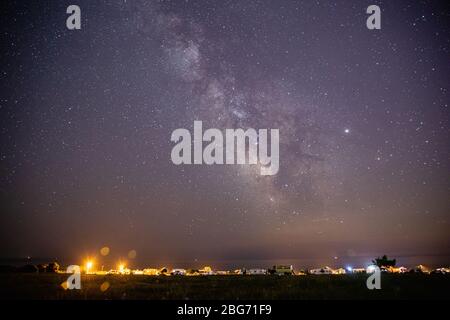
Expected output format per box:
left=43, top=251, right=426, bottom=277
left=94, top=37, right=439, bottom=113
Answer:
left=171, top=268, right=186, bottom=276
left=94, top=270, right=108, bottom=275
left=247, top=268, right=267, bottom=275
left=295, top=270, right=307, bottom=276
left=159, top=267, right=169, bottom=275
left=107, top=269, right=119, bottom=275
left=386, top=266, right=408, bottom=273
left=411, top=265, right=430, bottom=273
left=132, top=270, right=144, bottom=275
left=215, top=270, right=230, bottom=275
left=332, top=268, right=346, bottom=275
left=199, top=266, right=214, bottom=275
left=432, top=267, right=450, bottom=274
left=143, top=268, right=160, bottom=276
left=270, top=265, right=294, bottom=275
left=351, top=268, right=366, bottom=274
left=398, top=266, right=408, bottom=273
left=309, top=266, right=333, bottom=275
left=121, top=268, right=131, bottom=275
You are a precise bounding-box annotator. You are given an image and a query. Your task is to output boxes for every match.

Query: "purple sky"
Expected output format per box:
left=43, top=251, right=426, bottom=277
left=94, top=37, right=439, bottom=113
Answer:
left=1, top=0, right=449, bottom=269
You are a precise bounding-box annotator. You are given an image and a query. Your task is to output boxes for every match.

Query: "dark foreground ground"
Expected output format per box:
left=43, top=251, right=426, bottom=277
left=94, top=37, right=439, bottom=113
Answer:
left=0, top=273, right=449, bottom=300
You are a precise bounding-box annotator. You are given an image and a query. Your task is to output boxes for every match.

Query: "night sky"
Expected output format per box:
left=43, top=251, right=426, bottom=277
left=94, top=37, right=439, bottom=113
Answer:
left=1, top=0, right=449, bottom=269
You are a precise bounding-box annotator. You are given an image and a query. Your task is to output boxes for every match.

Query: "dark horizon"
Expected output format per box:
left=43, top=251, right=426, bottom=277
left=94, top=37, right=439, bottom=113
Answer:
left=1, top=253, right=449, bottom=270
left=1, top=1, right=449, bottom=268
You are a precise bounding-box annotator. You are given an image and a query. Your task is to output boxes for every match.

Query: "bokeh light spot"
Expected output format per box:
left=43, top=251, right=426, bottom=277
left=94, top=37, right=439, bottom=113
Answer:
left=100, top=281, right=110, bottom=292
left=128, top=250, right=137, bottom=259
left=100, top=246, right=110, bottom=256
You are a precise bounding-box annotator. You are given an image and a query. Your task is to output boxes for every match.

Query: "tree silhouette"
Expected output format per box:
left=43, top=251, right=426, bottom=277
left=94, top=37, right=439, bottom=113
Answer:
left=372, top=255, right=396, bottom=267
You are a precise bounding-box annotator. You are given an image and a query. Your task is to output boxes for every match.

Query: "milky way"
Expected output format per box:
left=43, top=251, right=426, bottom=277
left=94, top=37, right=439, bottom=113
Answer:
left=1, top=0, right=449, bottom=268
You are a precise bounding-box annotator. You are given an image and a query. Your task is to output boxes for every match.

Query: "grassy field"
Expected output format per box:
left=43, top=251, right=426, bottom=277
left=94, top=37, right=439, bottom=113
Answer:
left=0, top=273, right=449, bottom=300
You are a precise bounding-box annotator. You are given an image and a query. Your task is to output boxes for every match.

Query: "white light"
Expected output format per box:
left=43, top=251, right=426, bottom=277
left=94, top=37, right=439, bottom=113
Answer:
left=344, top=128, right=350, bottom=134
left=366, top=265, right=377, bottom=273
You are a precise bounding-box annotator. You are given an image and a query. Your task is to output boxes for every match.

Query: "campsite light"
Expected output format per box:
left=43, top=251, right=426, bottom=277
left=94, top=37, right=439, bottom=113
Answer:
left=86, top=260, right=93, bottom=274
left=366, top=265, right=377, bottom=273
left=346, top=266, right=353, bottom=273
left=118, top=263, right=125, bottom=274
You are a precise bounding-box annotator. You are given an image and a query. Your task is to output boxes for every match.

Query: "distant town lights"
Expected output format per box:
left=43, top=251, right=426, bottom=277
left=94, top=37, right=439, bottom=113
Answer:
left=85, top=260, right=94, bottom=274
left=366, top=265, right=377, bottom=273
